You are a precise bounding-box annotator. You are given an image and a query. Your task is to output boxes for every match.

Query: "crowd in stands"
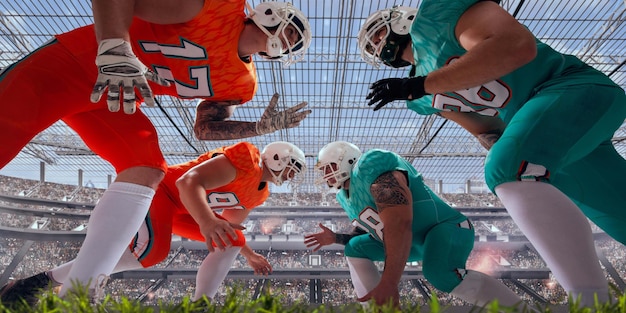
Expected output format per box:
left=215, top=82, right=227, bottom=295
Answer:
left=262, top=192, right=505, bottom=208
left=1, top=175, right=625, bottom=307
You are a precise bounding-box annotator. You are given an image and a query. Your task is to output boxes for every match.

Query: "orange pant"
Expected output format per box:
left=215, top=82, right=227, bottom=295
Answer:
left=130, top=190, right=246, bottom=267
left=0, top=39, right=166, bottom=173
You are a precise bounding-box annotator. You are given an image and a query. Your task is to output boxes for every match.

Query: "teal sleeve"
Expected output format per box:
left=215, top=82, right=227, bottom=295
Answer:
left=353, top=150, right=404, bottom=186
left=407, top=97, right=440, bottom=115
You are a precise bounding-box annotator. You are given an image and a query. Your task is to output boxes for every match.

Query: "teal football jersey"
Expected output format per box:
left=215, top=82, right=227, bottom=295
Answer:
left=405, top=0, right=618, bottom=123
left=336, top=149, right=464, bottom=245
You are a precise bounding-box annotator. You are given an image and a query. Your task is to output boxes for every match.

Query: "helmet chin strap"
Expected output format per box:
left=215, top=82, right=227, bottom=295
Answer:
left=252, top=24, right=284, bottom=58
left=380, top=34, right=412, bottom=68
left=270, top=172, right=284, bottom=186
left=263, top=160, right=284, bottom=186
left=270, top=167, right=287, bottom=187
left=265, top=36, right=284, bottom=58
left=245, top=2, right=285, bottom=58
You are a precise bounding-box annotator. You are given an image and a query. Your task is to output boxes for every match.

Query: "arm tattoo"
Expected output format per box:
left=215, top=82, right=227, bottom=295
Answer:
left=196, top=101, right=233, bottom=121
left=370, top=171, right=410, bottom=214
left=476, top=131, right=501, bottom=151
left=194, top=101, right=259, bottom=140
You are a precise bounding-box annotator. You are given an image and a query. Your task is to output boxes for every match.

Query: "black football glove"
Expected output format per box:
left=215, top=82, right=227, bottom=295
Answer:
left=366, top=76, right=429, bottom=111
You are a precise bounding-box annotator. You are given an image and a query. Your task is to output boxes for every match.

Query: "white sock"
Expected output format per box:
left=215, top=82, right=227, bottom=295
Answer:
left=50, top=248, right=143, bottom=286
left=193, top=247, right=241, bottom=301
left=58, top=182, right=154, bottom=296
left=49, top=261, right=73, bottom=286
left=346, top=257, right=381, bottom=299
left=450, top=270, right=522, bottom=308
left=495, top=181, right=608, bottom=306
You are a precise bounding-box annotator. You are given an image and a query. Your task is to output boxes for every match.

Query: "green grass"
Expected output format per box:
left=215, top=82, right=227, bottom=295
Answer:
left=2, top=285, right=626, bottom=313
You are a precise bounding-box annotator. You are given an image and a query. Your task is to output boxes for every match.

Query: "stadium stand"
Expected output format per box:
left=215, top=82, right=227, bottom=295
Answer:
left=1, top=175, right=624, bottom=307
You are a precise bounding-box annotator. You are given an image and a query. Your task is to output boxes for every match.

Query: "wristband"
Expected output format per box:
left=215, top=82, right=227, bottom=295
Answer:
left=335, top=233, right=353, bottom=245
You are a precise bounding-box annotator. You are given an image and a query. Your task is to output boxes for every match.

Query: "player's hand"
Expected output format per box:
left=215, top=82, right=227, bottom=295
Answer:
left=90, top=38, right=170, bottom=114
left=255, top=93, right=311, bottom=135
left=357, top=283, right=400, bottom=308
left=304, top=223, right=336, bottom=252
left=201, top=218, right=245, bottom=253
left=366, top=76, right=428, bottom=111
left=246, top=253, right=273, bottom=276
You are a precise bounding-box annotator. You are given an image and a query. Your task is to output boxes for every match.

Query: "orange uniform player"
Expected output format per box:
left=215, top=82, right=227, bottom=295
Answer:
left=132, top=141, right=269, bottom=267
left=0, top=0, right=311, bottom=298
left=2, top=0, right=295, bottom=173
left=56, top=0, right=257, bottom=104
left=0, top=141, right=307, bottom=305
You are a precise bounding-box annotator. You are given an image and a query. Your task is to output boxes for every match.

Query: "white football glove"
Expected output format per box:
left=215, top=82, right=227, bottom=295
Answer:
left=255, top=93, right=312, bottom=135
left=90, top=38, right=170, bottom=114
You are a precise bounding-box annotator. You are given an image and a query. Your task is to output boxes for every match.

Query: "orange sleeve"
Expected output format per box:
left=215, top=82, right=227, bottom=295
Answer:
left=223, top=142, right=260, bottom=173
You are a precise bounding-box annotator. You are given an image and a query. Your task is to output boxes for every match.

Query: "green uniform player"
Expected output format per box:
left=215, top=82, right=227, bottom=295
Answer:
left=306, top=141, right=522, bottom=308
left=402, top=0, right=626, bottom=241
left=357, top=0, right=625, bottom=306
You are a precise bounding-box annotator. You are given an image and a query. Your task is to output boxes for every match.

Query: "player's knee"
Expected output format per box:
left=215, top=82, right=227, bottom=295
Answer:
left=485, top=163, right=507, bottom=192
left=211, top=229, right=246, bottom=248
left=137, top=249, right=170, bottom=268
left=484, top=149, right=513, bottom=192
left=344, top=238, right=385, bottom=260
left=344, top=241, right=361, bottom=258
left=423, top=267, right=461, bottom=293
left=116, top=166, right=165, bottom=189
left=486, top=137, right=554, bottom=192
left=230, top=229, right=246, bottom=246
left=486, top=159, right=551, bottom=192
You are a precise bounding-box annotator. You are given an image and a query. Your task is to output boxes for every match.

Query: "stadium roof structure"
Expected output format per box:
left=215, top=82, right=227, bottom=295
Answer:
left=1, top=0, right=625, bottom=192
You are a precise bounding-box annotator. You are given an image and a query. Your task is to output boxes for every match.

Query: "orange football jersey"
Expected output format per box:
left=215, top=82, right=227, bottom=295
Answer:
left=55, top=0, right=257, bottom=103
left=160, top=141, right=269, bottom=211
left=130, top=141, right=268, bottom=267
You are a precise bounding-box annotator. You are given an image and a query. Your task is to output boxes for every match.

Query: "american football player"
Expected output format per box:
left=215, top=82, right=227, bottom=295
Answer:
left=357, top=1, right=625, bottom=306
left=305, top=141, right=523, bottom=308
left=0, top=0, right=312, bottom=298
left=0, top=141, right=306, bottom=306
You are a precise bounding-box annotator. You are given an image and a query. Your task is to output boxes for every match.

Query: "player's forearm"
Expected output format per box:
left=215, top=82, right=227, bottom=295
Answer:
left=194, top=121, right=260, bottom=140
left=193, top=100, right=263, bottom=140
left=92, top=0, right=134, bottom=42
left=380, top=217, right=412, bottom=286
left=176, top=182, right=219, bottom=228
left=182, top=198, right=219, bottom=228
left=240, top=244, right=255, bottom=258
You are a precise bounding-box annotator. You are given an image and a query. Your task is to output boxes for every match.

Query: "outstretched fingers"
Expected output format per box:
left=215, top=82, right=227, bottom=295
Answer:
left=267, top=93, right=280, bottom=110
left=286, top=101, right=308, bottom=112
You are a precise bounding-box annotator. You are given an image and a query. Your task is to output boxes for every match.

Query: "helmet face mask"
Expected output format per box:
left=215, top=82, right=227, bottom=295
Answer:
left=317, top=162, right=347, bottom=189
left=248, top=1, right=312, bottom=66
left=357, top=6, right=417, bottom=68
left=316, top=141, right=362, bottom=190
left=261, top=141, right=307, bottom=187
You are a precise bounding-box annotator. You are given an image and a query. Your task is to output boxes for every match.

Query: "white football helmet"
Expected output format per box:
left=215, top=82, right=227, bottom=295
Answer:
left=261, top=141, right=306, bottom=187
left=246, top=1, right=312, bottom=66
left=357, top=6, right=417, bottom=68
left=316, top=141, right=362, bottom=189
